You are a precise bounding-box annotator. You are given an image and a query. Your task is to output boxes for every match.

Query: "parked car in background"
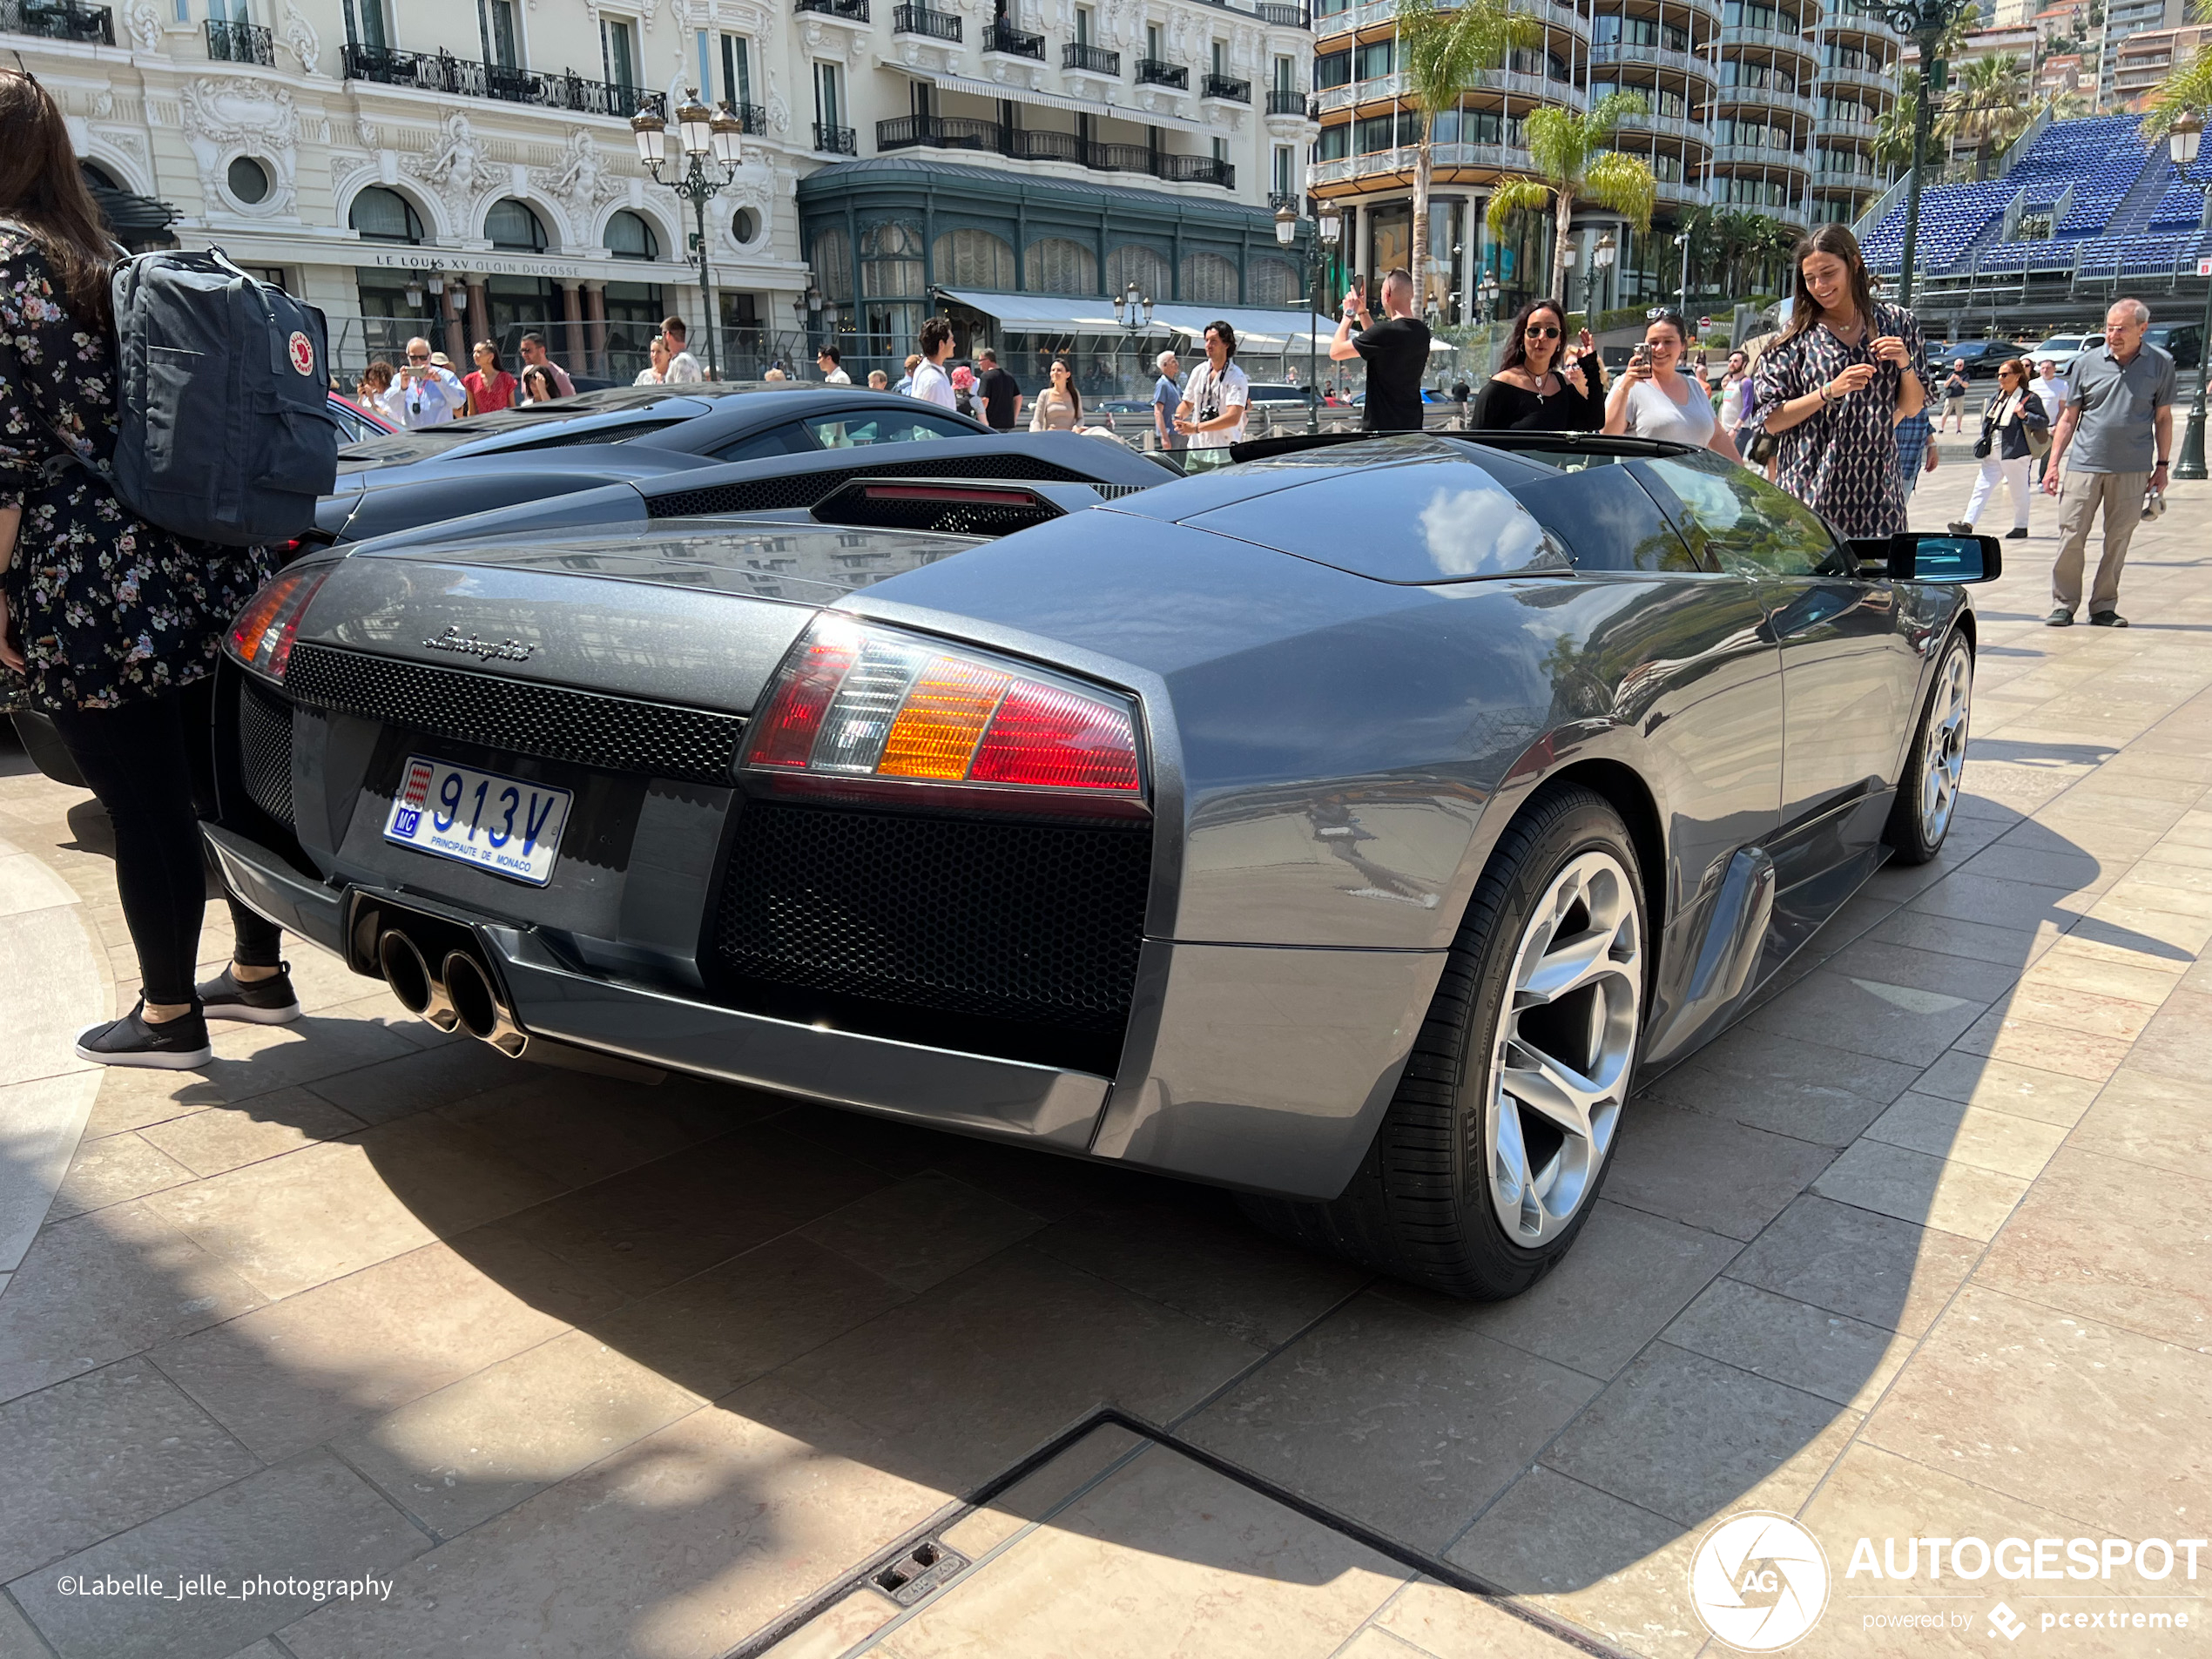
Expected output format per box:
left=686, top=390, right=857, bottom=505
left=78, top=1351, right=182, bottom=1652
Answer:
left=2145, top=322, right=2202, bottom=370
left=203, top=429, right=1996, bottom=1300
left=320, top=388, right=997, bottom=546
left=326, top=392, right=395, bottom=443
left=1925, top=340, right=2011, bottom=378
left=2025, top=333, right=2105, bottom=376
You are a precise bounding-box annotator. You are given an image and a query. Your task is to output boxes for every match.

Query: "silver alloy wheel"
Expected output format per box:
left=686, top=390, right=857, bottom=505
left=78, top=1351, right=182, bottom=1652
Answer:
left=1920, top=644, right=1972, bottom=846
left=1482, top=849, right=1642, bottom=1246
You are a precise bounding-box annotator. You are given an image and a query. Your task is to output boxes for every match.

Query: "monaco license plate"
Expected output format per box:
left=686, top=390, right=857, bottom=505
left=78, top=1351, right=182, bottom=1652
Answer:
left=383, top=756, right=571, bottom=887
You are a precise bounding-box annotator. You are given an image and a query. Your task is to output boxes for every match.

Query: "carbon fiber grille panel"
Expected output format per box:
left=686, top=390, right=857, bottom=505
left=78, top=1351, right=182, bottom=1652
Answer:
left=817, top=497, right=1064, bottom=536
left=712, top=803, right=1150, bottom=1034
left=284, top=644, right=745, bottom=783
left=648, top=451, right=1104, bottom=519
left=237, top=676, right=295, bottom=828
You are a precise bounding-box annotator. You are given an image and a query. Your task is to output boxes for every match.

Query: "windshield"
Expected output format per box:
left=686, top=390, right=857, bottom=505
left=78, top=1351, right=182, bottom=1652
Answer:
left=2035, top=338, right=2083, bottom=353
left=335, top=388, right=707, bottom=472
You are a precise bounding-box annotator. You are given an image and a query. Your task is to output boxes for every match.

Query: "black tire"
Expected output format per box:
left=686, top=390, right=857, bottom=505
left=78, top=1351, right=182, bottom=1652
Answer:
left=1882, top=632, right=1973, bottom=867
left=1241, top=783, right=1648, bottom=1300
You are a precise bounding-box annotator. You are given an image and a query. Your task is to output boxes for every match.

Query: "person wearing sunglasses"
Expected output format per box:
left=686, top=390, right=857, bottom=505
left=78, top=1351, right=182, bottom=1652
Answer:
left=1467, top=298, right=1608, bottom=431
left=377, top=337, right=466, bottom=429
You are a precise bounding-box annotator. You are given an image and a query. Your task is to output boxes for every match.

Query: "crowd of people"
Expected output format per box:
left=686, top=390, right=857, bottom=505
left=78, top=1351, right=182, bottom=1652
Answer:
left=0, top=40, right=2186, bottom=1066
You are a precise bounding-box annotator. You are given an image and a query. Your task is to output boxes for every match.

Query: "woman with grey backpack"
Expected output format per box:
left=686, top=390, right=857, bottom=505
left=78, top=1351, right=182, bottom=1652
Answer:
left=0, top=68, right=300, bottom=1069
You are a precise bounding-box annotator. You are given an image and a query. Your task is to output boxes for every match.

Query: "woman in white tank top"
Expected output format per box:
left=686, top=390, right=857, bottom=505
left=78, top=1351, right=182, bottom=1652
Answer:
left=1603, top=311, right=1743, bottom=463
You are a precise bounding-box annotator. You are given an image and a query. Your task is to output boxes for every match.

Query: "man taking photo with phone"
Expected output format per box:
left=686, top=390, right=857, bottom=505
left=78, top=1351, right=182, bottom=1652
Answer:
left=377, top=336, right=467, bottom=429
left=1328, top=266, right=1430, bottom=433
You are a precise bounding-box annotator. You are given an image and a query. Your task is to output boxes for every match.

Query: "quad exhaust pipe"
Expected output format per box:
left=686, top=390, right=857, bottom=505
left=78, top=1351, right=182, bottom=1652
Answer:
left=374, top=927, right=528, bottom=1057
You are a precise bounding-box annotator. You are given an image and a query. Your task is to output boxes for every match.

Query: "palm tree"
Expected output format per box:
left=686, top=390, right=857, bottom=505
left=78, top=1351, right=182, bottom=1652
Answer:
left=1941, top=54, right=2031, bottom=178
left=1484, top=93, right=1658, bottom=303
left=2141, top=0, right=2212, bottom=140
left=1872, top=69, right=1924, bottom=172
left=1398, top=0, right=1541, bottom=314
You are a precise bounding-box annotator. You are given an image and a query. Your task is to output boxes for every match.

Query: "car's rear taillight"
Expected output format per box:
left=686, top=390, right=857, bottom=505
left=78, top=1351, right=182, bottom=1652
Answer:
left=224, top=568, right=330, bottom=681
left=742, top=617, right=1143, bottom=812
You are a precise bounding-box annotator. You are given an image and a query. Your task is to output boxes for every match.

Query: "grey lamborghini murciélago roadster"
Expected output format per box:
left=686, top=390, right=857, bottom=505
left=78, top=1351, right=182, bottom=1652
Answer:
left=204, top=431, right=1995, bottom=1298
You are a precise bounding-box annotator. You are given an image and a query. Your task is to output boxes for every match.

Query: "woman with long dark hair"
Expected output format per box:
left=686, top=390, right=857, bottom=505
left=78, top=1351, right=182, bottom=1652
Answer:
left=1467, top=298, right=1607, bottom=430
left=1604, top=310, right=1741, bottom=462
left=0, top=68, right=295, bottom=1068
left=1744, top=223, right=1925, bottom=536
left=1028, top=356, right=1083, bottom=431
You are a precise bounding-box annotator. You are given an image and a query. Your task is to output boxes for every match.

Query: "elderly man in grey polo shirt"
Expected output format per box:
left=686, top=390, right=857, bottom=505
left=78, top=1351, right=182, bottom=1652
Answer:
left=2040, top=298, right=2176, bottom=627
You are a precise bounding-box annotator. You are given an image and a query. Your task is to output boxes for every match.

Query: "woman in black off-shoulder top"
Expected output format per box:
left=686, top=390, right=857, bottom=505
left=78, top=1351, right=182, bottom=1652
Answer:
left=1468, top=297, right=1609, bottom=431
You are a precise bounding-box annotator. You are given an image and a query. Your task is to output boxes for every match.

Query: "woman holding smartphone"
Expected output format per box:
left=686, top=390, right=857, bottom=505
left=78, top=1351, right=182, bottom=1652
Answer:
left=1604, top=311, right=1742, bottom=462
left=1467, top=298, right=1608, bottom=430
left=1745, top=223, right=1925, bottom=536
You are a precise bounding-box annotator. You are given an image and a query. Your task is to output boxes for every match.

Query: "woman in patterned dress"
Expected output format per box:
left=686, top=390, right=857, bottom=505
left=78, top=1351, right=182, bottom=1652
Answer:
left=1744, top=224, right=1926, bottom=537
left=0, top=69, right=297, bottom=1069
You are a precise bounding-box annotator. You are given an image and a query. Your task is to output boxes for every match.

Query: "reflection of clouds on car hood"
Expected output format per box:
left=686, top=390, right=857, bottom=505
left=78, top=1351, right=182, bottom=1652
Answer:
left=1418, top=478, right=1549, bottom=578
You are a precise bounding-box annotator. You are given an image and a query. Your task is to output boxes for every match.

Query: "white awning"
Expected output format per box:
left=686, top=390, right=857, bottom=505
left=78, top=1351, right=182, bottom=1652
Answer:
left=914, top=71, right=1208, bottom=136
left=941, top=289, right=1339, bottom=355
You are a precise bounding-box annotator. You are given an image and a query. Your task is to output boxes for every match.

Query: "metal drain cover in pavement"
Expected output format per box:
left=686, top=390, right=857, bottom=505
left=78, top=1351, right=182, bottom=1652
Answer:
left=872, top=1541, right=970, bottom=1607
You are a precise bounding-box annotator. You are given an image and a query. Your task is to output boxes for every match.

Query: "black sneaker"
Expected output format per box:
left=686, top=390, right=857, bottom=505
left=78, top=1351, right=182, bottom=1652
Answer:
left=2046, top=608, right=2074, bottom=626
left=2005, top=528, right=2028, bottom=540
left=2088, top=610, right=2128, bottom=627
left=76, top=1001, right=212, bottom=1070
left=196, top=962, right=301, bottom=1025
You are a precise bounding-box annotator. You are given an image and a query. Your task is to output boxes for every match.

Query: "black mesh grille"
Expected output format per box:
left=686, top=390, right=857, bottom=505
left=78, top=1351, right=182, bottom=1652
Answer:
left=712, top=802, right=1150, bottom=1049
left=237, top=676, right=295, bottom=827
left=813, top=493, right=1065, bottom=537
left=648, top=451, right=1106, bottom=519
left=284, top=644, right=745, bottom=783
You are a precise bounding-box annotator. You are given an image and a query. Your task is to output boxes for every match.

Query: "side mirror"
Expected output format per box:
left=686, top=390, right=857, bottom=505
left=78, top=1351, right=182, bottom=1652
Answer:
left=1861, top=531, right=2002, bottom=583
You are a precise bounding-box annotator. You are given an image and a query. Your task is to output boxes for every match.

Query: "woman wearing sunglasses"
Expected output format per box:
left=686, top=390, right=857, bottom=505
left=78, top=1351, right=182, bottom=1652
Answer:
left=1603, top=310, right=1742, bottom=462
left=1467, top=299, right=1608, bottom=431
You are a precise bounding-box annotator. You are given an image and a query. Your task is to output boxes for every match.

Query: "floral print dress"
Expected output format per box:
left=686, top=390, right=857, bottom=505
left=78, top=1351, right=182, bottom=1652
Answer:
left=1745, top=300, right=1925, bottom=538
left=0, top=226, right=271, bottom=711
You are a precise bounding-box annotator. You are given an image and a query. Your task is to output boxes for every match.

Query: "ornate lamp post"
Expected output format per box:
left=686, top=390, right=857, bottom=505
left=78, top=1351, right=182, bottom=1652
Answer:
left=1278, top=189, right=1343, bottom=431
left=631, top=94, right=746, bottom=381
left=1587, top=230, right=1616, bottom=329
left=1477, top=270, right=1501, bottom=327
left=1869, top=0, right=1978, bottom=310
left=1116, top=279, right=1155, bottom=401
left=2169, top=111, right=2210, bottom=482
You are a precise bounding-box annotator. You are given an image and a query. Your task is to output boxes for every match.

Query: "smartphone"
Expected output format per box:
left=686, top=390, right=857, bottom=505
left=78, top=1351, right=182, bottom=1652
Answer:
left=1630, top=344, right=1651, bottom=369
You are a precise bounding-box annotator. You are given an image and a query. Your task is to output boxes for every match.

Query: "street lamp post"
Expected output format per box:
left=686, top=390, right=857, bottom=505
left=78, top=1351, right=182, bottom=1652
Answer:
left=1675, top=231, right=1691, bottom=314
left=1588, top=230, right=1616, bottom=331
left=2169, top=111, right=2211, bottom=482
left=1871, top=0, right=1977, bottom=312
left=631, top=94, right=745, bottom=382
left=1116, top=280, right=1155, bottom=404
left=1278, top=188, right=1343, bottom=432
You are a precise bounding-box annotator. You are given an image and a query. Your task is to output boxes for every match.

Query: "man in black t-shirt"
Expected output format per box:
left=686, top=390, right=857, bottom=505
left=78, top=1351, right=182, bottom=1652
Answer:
left=1329, top=266, right=1431, bottom=432
left=975, top=347, right=1023, bottom=430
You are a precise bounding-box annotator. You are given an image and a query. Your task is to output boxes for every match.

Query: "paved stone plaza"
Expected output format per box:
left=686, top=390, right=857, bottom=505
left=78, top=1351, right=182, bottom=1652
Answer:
left=1, top=454, right=2209, bottom=1659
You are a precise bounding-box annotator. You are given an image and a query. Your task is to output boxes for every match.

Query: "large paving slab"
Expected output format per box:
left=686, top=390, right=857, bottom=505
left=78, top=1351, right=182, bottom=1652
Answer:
left=0, top=462, right=2207, bottom=1657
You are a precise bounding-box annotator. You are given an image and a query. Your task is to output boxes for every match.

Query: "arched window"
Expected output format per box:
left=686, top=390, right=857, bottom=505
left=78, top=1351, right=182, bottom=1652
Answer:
left=605, top=209, right=659, bottom=260
left=861, top=220, right=926, bottom=297
left=1105, top=244, right=1170, bottom=301
left=1246, top=257, right=1298, bottom=306
left=80, top=161, right=121, bottom=191
left=350, top=185, right=424, bottom=245
left=1179, top=250, right=1238, bottom=303
left=933, top=227, right=1015, bottom=289
left=486, top=198, right=548, bottom=252
left=1025, top=236, right=1097, bottom=295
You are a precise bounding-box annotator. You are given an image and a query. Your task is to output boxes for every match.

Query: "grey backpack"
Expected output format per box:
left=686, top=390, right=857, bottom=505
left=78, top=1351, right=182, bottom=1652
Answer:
left=103, top=247, right=341, bottom=546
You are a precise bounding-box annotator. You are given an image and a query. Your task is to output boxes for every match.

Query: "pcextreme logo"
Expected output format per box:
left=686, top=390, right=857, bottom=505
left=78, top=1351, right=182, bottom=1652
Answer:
left=1690, top=1511, right=1831, bottom=1651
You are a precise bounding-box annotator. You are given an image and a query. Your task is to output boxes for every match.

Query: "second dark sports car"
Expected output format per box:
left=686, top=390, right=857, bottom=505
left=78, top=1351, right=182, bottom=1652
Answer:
left=203, top=430, right=1995, bottom=1299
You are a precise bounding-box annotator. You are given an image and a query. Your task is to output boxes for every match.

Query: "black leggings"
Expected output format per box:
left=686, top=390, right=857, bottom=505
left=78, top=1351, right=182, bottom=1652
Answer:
left=47, top=676, right=283, bottom=1007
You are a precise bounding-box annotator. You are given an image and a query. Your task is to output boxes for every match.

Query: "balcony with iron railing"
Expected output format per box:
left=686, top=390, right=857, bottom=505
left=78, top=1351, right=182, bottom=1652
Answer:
left=892, top=3, right=961, bottom=37
left=794, top=0, right=868, bottom=18
left=1063, top=40, right=1118, bottom=71
left=1136, top=56, right=1187, bottom=86
left=1254, top=2, right=1309, bottom=24
left=1590, top=41, right=1720, bottom=82
left=341, top=44, right=667, bottom=117
left=814, top=121, right=859, bottom=153
left=1265, top=86, right=1311, bottom=114
left=875, top=114, right=1234, bottom=185
left=206, top=17, right=273, bottom=63
left=1, top=0, right=113, bottom=44
left=981, top=19, right=1045, bottom=56
left=1202, top=71, right=1251, bottom=101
